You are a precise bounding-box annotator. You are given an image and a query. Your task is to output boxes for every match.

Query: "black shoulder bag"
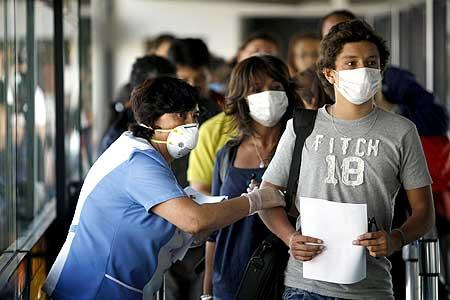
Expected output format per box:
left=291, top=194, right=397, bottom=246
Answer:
left=234, top=108, right=317, bottom=300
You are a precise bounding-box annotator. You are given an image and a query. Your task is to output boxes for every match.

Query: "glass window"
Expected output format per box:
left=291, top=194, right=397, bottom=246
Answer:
left=80, top=13, right=93, bottom=176
left=0, top=0, right=8, bottom=254
left=63, top=0, right=81, bottom=184
left=400, top=3, right=426, bottom=87
left=373, top=15, right=392, bottom=58
left=1, top=0, right=56, bottom=268
left=35, top=0, right=56, bottom=215
left=0, top=0, right=17, bottom=256
left=13, top=0, right=56, bottom=248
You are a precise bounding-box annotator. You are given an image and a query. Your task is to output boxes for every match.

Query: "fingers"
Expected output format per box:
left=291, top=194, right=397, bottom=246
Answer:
left=291, top=250, right=322, bottom=261
left=353, top=231, right=389, bottom=257
left=353, top=237, right=384, bottom=247
left=246, top=180, right=260, bottom=193
left=357, top=231, right=383, bottom=240
left=289, top=232, right=324, bottom=262
left=296, top=235, right=323, bottom=244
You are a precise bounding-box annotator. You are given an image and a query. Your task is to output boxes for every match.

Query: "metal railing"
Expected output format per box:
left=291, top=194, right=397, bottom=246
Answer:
left=404, top=230, right=441, bottom=300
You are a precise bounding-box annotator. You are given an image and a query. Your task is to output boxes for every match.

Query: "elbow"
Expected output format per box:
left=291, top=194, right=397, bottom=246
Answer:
left=183, top=211, right=210, bottom=235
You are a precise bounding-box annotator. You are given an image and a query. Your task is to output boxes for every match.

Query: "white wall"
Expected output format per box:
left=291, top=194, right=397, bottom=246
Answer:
left=111, top=0, right=417, bottom=91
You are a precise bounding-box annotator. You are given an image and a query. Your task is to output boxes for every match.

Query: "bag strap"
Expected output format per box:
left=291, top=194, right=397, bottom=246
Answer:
left=219, top=141, right=239, bottom=184
left=284, top=108, right=318, bottom=212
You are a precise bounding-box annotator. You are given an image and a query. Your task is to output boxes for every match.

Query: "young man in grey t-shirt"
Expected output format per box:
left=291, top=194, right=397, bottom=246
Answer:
left=260, top=20, right=435, bottom=300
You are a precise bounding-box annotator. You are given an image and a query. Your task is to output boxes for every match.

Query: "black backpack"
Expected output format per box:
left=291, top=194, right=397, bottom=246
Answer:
left=234, top=108, right=317, bottom=300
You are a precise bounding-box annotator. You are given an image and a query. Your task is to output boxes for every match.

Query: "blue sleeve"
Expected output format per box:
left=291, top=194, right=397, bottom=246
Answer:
left=126, top=151, right=186, bottom=212
left=211, top=146, right=226, bottom=197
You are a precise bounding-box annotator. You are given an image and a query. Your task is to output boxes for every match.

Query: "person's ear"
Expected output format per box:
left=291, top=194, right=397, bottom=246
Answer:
left=323, top=68, right=336, bottom=85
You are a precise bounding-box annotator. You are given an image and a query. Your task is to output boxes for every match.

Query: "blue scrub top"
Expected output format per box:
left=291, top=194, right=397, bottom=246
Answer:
left=210, top=143, right=270, bottom=300
left=45, top=132, right=188, bottom=300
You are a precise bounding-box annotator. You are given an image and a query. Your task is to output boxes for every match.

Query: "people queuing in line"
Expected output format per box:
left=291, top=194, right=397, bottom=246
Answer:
left=90, top=9, right=448, bottom=298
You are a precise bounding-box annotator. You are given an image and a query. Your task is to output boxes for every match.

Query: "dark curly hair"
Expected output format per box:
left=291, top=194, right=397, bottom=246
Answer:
left=225, top=55, right=299, bottom=140
left=316, top=19, right=390, bottom=99
left=129, top=77, right=199, bottom=140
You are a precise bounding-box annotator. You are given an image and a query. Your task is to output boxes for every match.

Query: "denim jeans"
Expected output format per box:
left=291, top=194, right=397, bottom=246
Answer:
left=282, top=287, right=348, bottom=300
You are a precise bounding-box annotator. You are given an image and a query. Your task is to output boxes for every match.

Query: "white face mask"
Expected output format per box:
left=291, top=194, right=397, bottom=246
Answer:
left=141, top=123, right=199, bottom=159
left=334, top=68, right=382, bottom=105
left=247, top=90, right=289, bottom=127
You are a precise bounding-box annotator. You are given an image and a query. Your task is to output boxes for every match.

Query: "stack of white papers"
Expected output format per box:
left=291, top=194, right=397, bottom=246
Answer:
left=300, top=197, right=368, bottom=284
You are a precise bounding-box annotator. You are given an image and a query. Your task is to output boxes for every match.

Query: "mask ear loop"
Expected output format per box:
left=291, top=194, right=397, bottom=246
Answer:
left=139, top=123, right=172, bottom=133
left=139, top=123, right=172, bottom=145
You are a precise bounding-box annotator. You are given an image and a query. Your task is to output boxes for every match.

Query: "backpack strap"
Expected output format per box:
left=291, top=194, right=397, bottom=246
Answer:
left=219, top=140, right=239, bottom=184
left=284, top=108, right=318, bottom=212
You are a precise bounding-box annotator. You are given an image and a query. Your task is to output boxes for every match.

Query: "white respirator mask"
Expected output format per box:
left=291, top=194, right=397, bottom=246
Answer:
left=140, top=123, right=199, bottom=159
left=247, top=90, right=289, bottom=127
left=334, top=68, right=382, bottom=105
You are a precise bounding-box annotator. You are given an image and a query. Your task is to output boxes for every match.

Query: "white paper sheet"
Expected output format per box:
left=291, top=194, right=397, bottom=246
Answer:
left=184, top=186, right=228, bottom=204
left=300, top=197, right=368, bottom=284
left=171, top=187, right=228, bottom=262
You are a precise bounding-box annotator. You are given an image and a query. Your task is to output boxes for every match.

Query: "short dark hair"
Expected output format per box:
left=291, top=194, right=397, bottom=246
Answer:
left=129, top=55, right=176, bottom=89
left=319, top=10, right=357, bottom=36
left=146, top=34, right=176, bottom=53
left=240, top=32, right=280, bottom=52
left=168, top=38, right=210, bottom=69
left=316, top=20, right=390, bottom=99
left=225, top=55, right=297, bottom=139
left=130, top=77, right=199, bottom=140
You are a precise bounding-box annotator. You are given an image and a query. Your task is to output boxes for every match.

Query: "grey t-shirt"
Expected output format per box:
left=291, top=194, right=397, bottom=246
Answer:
left=262, top=106, right=432, bottom=300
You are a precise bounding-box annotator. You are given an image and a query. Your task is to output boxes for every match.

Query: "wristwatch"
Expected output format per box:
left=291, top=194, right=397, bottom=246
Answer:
left=200, top=294, right=213, bottom=300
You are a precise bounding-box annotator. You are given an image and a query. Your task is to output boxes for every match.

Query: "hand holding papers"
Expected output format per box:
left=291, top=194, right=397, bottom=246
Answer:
left=300, top=197, right=368, bottom=284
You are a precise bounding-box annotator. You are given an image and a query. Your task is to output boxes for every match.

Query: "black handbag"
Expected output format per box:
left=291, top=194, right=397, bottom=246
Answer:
left=234, top=108, right=317, bottom=300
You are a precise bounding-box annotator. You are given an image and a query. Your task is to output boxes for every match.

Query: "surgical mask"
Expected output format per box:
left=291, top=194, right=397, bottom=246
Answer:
left=334, top=68, right=382, bottom=105
left=247, top=91, right=289, bottom=127
left=140, top=123, right=199, bottom=159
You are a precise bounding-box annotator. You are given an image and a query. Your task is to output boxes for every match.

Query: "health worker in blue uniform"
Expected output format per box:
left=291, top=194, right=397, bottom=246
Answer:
left=44, top=77, right=285, bottom=300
